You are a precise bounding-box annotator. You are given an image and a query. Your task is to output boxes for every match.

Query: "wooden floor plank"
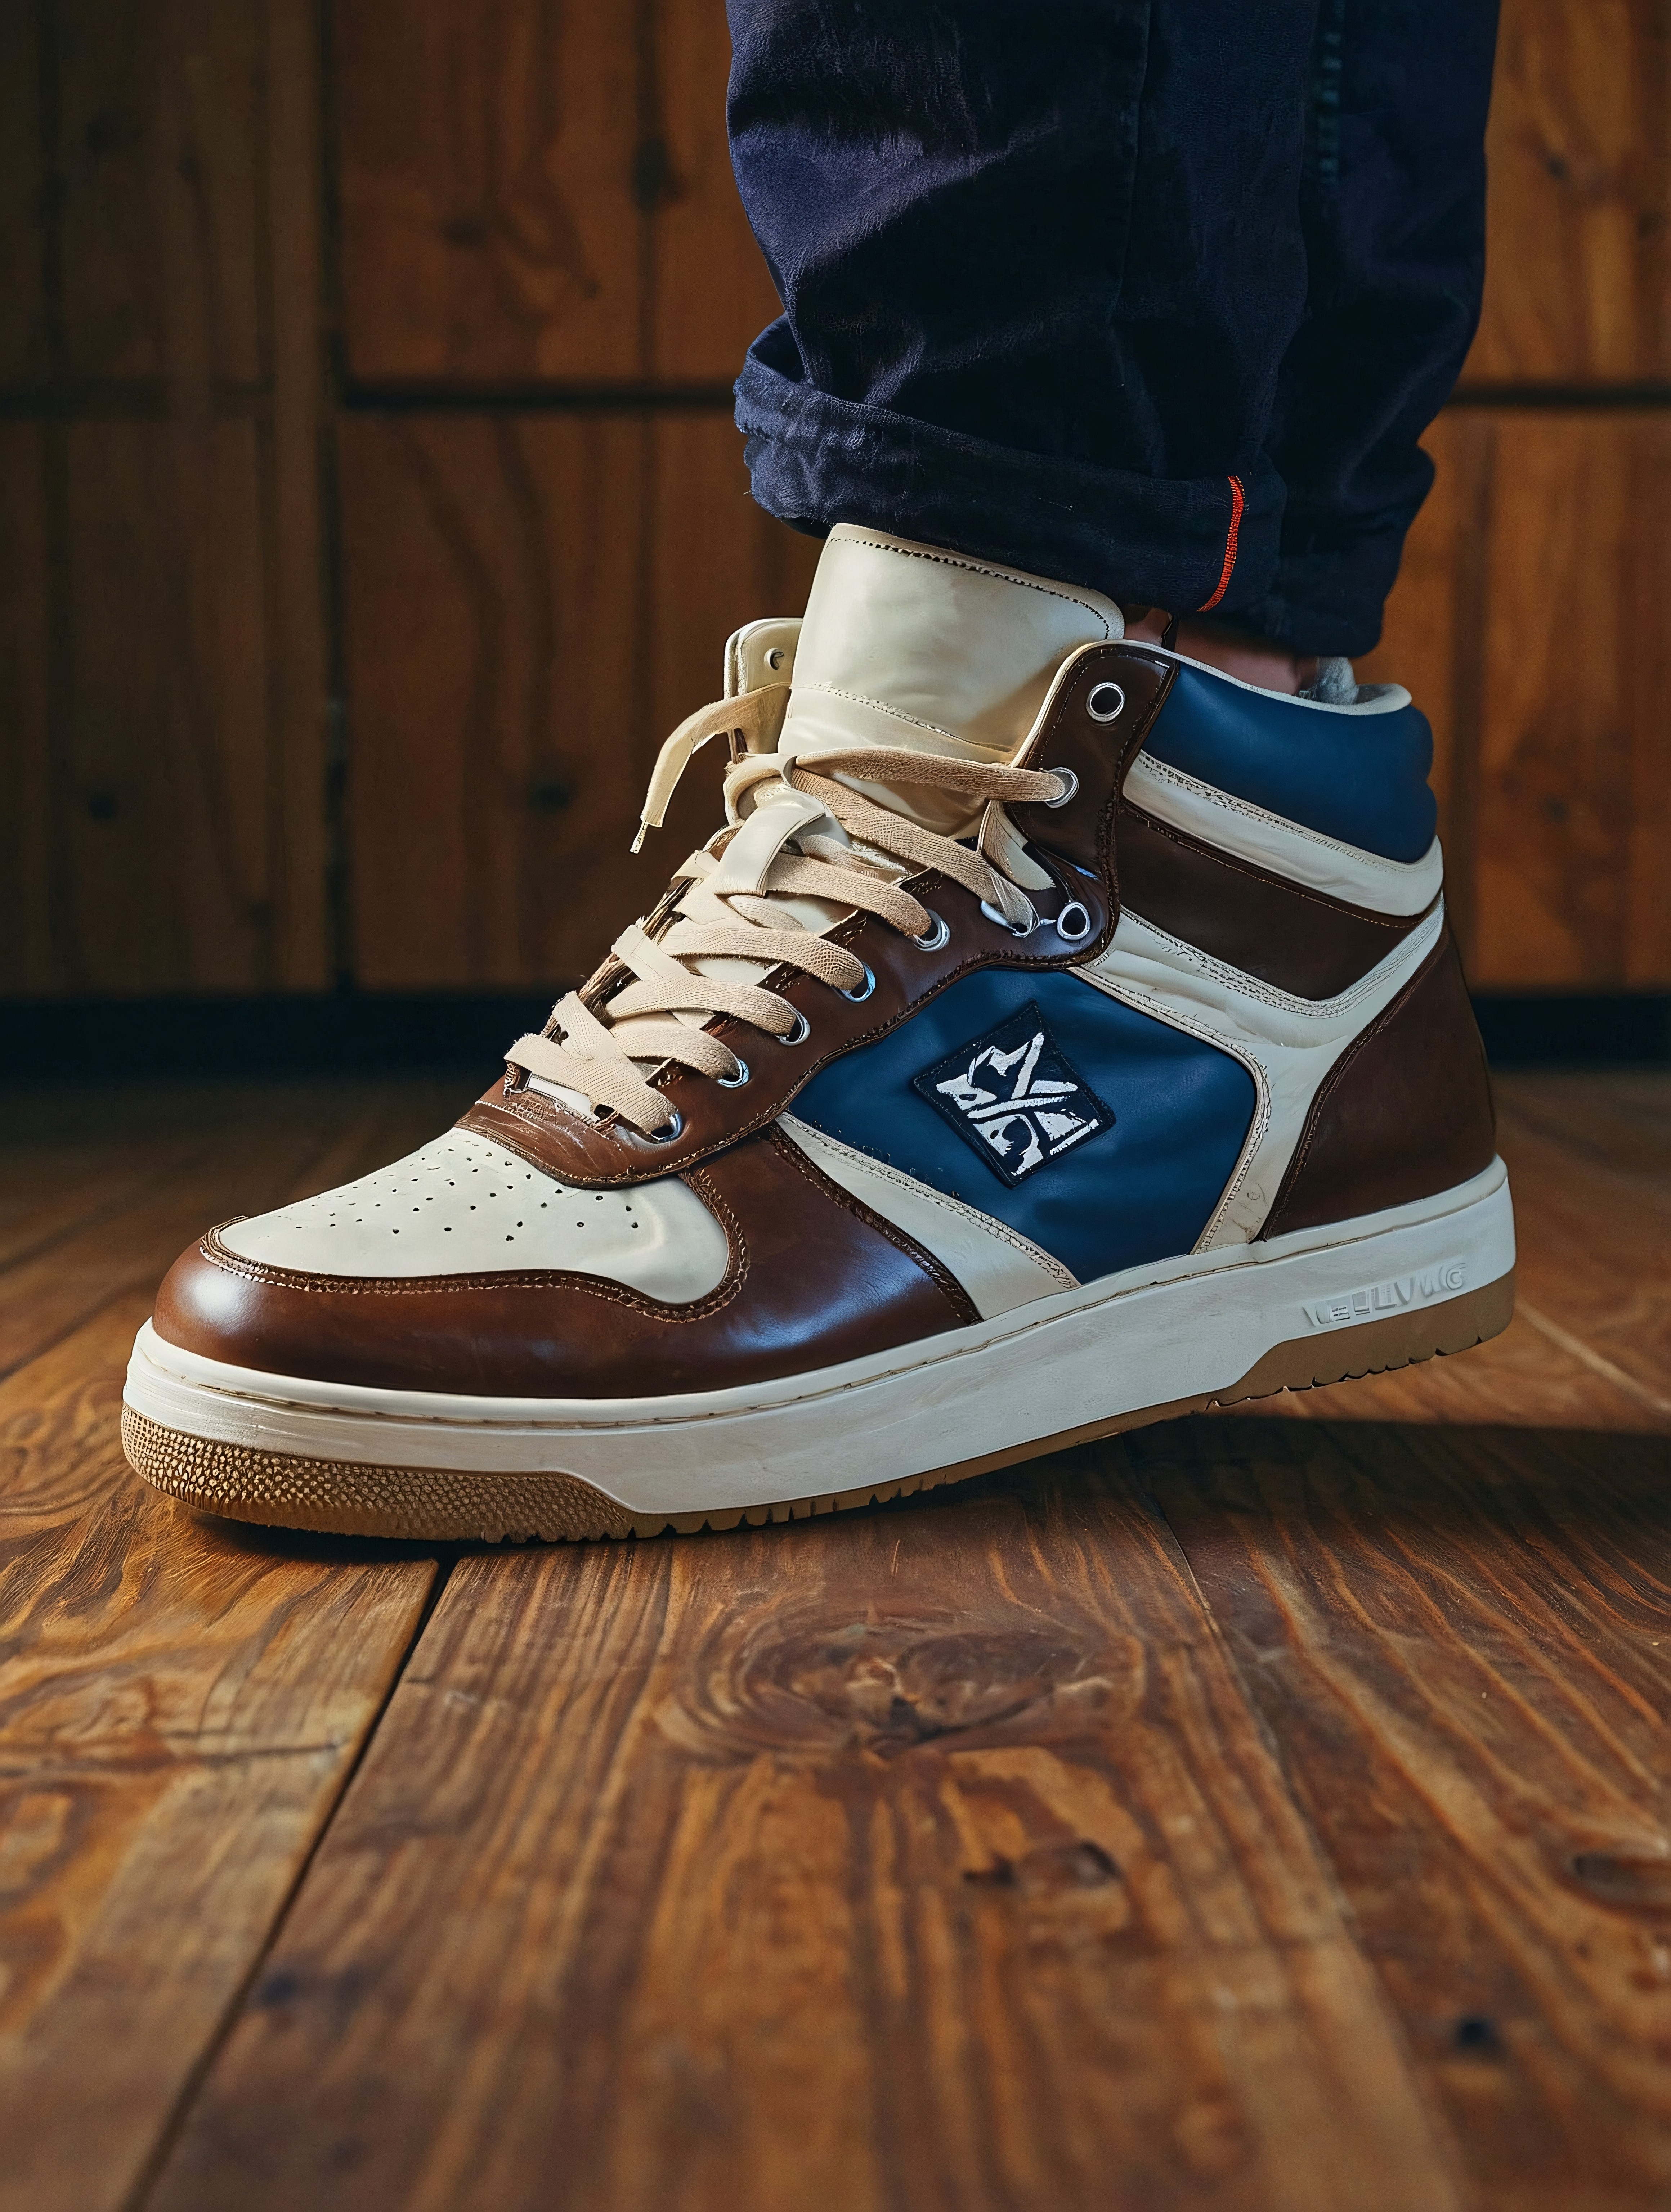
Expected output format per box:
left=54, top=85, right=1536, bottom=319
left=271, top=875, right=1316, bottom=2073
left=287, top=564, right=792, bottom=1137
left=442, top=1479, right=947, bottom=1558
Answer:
left=149, top=1461, right=1459, bottom=2212
left=1494, top=1094, right=1671, bottom=1413
left=1497, top=1071, right=1671, bottom=1183
left=5, top=1071, right=1661, bottom=2209
left=1139, top=1413, right=1671, bottom=2212
left=0, top=1130, right=209, bottom=1274
left=0, top=1088, right=459, bottom=2212
left=0, top=1079, right=471, bottom=1380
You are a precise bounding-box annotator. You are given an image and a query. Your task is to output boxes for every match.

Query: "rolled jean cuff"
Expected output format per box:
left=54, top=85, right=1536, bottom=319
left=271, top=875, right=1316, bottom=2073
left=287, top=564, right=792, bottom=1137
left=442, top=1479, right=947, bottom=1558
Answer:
left=735, top=328, right=1288, bottom=631
left=1233, top=487, right=1437, bottom=658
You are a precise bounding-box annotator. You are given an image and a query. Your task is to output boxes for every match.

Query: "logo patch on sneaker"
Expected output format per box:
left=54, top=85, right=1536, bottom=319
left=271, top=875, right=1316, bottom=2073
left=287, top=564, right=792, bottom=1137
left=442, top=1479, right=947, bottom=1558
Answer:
left=912, top=1003, right=1114, bottom=1186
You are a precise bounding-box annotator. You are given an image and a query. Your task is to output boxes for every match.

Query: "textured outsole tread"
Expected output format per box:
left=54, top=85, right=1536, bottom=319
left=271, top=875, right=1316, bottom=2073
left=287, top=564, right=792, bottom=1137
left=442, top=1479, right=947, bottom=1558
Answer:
left=122, top=1272, right=1515, bottom=1544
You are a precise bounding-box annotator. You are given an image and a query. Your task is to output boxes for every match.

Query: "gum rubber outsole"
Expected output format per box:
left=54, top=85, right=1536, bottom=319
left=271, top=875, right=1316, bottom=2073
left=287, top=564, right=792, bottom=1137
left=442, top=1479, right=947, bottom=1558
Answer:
left=121, top=1271, right=1514, bottom=1544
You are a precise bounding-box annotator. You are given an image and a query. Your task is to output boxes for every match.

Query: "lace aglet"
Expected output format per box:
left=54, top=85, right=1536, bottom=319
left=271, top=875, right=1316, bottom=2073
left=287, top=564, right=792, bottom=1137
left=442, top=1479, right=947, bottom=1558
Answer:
left=630, top=821, right=649, bottom=855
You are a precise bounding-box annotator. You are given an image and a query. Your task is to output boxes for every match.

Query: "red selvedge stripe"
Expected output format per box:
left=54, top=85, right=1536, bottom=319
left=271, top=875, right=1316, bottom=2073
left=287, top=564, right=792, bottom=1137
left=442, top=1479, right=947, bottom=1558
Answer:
left=1196, top=473, right=1245, bottom=612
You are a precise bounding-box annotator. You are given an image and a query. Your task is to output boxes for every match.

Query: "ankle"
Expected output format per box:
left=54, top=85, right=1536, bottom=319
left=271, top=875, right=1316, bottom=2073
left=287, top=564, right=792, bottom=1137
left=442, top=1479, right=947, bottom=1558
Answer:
left=1121, top=607, right=1317, bottom=696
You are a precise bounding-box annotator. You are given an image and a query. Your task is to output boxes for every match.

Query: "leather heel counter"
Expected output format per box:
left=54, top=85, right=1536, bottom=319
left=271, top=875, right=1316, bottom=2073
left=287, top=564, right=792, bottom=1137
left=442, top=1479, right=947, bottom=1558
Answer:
left=1262, top=928, right=1497, bottom=1240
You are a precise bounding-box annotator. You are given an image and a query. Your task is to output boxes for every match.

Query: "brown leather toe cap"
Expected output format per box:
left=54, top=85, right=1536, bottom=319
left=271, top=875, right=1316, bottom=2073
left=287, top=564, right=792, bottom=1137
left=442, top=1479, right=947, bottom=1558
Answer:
left=152, top=1129, right=977, bottom=1399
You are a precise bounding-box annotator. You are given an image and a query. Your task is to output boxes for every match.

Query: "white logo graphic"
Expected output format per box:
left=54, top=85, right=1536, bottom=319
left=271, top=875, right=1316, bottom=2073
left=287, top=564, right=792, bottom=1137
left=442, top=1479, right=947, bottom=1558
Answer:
left=914, top=1004, right=1114, bottom=1185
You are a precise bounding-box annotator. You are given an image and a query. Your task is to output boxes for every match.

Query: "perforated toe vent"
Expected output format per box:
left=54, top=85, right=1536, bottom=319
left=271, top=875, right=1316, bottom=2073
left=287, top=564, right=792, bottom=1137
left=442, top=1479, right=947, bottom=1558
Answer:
left=217, top=1131, right=729, bottom=1302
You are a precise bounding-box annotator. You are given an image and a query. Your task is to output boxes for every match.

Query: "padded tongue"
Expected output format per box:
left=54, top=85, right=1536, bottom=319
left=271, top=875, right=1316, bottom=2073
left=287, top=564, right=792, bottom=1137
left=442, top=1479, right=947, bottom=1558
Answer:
left=537, top=531, right=1125, bottom=1112
left=778, top=526, right=1125, bottom=837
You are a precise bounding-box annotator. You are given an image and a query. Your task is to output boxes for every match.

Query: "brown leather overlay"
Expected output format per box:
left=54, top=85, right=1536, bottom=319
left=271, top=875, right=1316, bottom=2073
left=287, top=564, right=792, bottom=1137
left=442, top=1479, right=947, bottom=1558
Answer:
left=459, top=645, right=1178, bottom=1189
left=152, top=1127, right=977, bottom=1399
left=1116, top=800, right=1432, bottom=998
left=1260, top=927, right=1497, bottom=1240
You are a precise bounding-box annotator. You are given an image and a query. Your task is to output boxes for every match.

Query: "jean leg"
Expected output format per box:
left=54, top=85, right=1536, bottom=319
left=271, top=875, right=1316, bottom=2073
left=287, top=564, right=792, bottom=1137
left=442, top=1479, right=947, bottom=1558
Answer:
left=727, top=0, right=1322, bottom=619
left=1234, top=0, right=1502, bottom=654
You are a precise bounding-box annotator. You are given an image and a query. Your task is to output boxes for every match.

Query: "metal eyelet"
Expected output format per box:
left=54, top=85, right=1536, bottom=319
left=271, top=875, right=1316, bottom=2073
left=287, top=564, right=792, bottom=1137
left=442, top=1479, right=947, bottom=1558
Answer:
left=779, top=1010, right=811, bottom=1046
left=837, top=963, right=876, bottom=1003
left=1054, top=900, right=1094, bottom=944
left=910, top=911, right=950, bottom=951
left=1043, top=766, right=1079, bottom=807
left=981, top=899, right=1036, bottom=938
left=1086, top=682, right=1125, bottom=724
left=647, top=1107, right=685, bottom=1143
left=716, top=1058, right=751, bottom=1088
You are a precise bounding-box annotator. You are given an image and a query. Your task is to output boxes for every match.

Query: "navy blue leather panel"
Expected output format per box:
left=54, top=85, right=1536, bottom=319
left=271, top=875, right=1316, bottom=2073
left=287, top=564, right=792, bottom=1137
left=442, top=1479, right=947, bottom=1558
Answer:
left=791, top=970, right=1256, bottom=1285
left=1141, top=664, right=1436, bottom=862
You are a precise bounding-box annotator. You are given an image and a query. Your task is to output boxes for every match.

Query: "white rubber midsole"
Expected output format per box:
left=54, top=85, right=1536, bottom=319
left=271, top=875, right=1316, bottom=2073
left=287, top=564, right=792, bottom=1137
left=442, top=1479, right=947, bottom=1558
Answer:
left=125, top=1161, right=1514, bottom=1515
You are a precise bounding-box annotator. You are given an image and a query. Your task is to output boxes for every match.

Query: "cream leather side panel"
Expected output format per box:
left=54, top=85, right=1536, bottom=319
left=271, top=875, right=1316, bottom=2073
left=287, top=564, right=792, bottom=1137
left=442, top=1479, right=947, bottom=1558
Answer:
left=1123, top=752, right=1445, bottom=916
left=1080, top=904, right=1447, bottom=1248
left=776, top=1112, right=1078, bottom=1318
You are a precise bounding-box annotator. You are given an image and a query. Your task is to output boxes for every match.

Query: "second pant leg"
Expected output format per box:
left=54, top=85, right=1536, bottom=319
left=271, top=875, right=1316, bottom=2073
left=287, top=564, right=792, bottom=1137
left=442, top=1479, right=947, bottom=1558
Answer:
left=727, top=0, right=1322, bottom=619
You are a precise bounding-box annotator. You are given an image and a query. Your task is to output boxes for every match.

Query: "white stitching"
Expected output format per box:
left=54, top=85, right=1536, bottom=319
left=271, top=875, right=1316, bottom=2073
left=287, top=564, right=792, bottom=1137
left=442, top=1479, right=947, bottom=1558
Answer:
left=799, top=680, right=964, bottom=746
left=1117, top=906, right=1443, bottom=1020
left=1129, top=754, right=1434, bottom=878
left=836, top=534, right=1117, bottom=636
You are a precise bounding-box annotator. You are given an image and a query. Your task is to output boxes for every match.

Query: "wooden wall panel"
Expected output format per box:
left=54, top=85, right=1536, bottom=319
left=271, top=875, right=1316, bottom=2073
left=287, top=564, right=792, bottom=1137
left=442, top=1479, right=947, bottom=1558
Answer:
left=0, top=429, right=53, bottom=995
left=333, top=3, right=640, bottom=382
left=1473, top=414, right=1671, bottom=986
left=1363, top=412, right=1671, bottom=989
left=0, top=5, right=46, bottom=383
left=334, top=0, right=777, bottom=384
left=0, top=0, right=330, bottom=999
left=55, top=419, right=280, bottom=992
left=55, top=0, right=266, bottom=385
left=1, top=418, right=308, bottom=997
left=1466, top=0, right=1670, bottom=383
left=651, top=0, right=781, bottom=378
left=341, top=412, right=819, bottom=989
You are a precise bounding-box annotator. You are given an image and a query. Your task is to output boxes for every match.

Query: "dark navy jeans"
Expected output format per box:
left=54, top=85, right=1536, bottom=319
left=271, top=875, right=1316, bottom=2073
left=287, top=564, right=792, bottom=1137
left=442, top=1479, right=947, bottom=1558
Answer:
left=727, top=1, right=1500, bottom=655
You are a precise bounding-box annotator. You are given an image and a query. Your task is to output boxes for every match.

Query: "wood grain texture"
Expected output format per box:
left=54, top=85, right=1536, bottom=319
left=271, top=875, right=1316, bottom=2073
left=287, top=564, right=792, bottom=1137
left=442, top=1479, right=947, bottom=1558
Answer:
left=340, top=410, right=818, bottom=989
left=1473, top=414, right=1671, bottom=988
left=150, top=1467, right=1459, bottom=2212
left=51, top=0, right=263, bottom=387
left=1141, top=1414, right=1671, bottom=2212
left=0, top=426, right=55, bottom=995
left=1495, top=1083, right=1671, bottom=1414
left=650, top=0, right=781, bottom=379
left=0, top=403, right=330, bottom=997
left=1362, top=412, right=1671, bottom=989
left=334, top=0, right=778, bottom=383
left=0, top=1, right=46, bottom=382
left=263, top=0, right=333, bottom=990
left=0, top=1078, right=470, bottom=1379
left=0, top=1089, right=453, bottom=2212
left=0, top=1123, right=208, bottom=1275
left=1, top=0, right=331, bottom=998
left=2, top=1071, right=1663, bottom=2208
left=0, top=1309, right=438, bottom=2212
left=1465, top=0, right=1671, bottom=385
left=64, top=417, right=276, bottom=990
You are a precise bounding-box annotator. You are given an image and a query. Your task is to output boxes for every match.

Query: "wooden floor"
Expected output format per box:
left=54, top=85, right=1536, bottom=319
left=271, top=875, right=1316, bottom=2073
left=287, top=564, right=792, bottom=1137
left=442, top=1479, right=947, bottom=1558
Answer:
left=1, top=1071, right=1667, bottom=2212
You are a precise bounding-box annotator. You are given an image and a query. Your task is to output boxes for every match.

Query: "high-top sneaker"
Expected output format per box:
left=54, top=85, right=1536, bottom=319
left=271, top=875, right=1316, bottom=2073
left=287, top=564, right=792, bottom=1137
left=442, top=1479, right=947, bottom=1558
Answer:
left=123, top=526, right=1513, bottom=1541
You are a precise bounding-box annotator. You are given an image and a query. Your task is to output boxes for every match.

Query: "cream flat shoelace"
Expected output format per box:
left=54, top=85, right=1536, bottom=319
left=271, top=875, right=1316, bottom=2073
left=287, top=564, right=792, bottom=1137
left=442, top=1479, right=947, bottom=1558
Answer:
left=507, top=705, right=1070, bottom=1137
